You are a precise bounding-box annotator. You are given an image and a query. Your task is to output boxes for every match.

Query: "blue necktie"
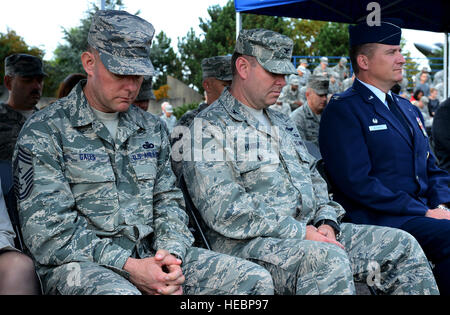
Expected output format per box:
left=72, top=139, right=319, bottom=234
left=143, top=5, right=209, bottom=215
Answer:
left=386, top=94, right=412, bottom=136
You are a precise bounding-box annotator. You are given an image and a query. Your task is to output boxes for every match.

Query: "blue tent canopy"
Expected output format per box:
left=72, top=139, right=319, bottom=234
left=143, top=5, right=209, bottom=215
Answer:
left=234, top=0, right=450, bottom=33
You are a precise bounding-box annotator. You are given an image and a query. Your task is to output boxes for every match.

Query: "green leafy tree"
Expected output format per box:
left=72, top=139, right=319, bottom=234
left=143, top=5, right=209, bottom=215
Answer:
left=401, top=37, right=420, bottom=90
left=44, top=0, right=126, bottom=96
left=308, top=22, right=350, bottom=69
left=315, top=22, right=349, bottom=58
left=150, top=32, right=183, bottom=90
left=178, top=0, right=292, bottom=92
left=0, top=29, right=44, bottom=84
left=288, top=19, right=327, bottom=57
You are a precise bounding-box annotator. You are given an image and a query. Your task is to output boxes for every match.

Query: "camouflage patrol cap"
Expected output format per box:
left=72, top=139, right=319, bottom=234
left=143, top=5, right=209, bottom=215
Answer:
left=5, top=54, right=46, bottom=77
left=288, top=74, right=300, bottom=86
left=135, top=77, right=156, bottom=101
left=235, top=28, right=297, bottom=75
left=307, top=75, right=329, bottom=95
left=201, top=55, right=232, bottom=81
left=299, top=58, right=308, bottom=65
left=88, top=10, right=155, bottom=76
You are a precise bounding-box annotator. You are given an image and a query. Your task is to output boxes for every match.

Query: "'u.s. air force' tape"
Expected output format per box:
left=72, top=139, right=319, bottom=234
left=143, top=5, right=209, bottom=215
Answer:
left=14, top=147, right=34, bottom=201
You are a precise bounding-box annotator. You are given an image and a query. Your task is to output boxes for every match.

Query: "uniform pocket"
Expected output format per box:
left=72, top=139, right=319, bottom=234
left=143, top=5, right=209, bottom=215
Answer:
left=63, top=149, right=119, bottom=232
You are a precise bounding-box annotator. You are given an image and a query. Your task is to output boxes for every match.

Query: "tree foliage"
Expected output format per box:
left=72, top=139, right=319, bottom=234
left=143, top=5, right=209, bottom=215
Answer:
left=0, top=29, right=44, bottom=85
left=43, top=0, right=126, bottom=96
left=176, top=0, right=352, bottom=92
left=43, top=0, right=180, bottom=97
left=17, top=0, right=419, bottom=99
left=178, top=0, right=293, bottom=92
left=288, top=19, right=327, bottom=56
left=315, top=22, right=349, bottom=57
left=150, top=32, right=183, bottom=90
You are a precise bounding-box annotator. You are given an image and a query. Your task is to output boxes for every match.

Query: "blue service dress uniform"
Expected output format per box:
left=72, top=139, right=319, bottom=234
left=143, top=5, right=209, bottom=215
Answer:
left=319, top=78, right=450, bottom=294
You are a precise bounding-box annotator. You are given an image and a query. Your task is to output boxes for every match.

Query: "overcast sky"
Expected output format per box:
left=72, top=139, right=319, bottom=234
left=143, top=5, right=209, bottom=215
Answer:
left=0, top=0, right=445, bottom=67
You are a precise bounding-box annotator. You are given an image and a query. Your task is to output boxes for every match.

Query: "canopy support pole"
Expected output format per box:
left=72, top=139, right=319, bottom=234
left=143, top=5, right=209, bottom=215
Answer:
left=445, top=32, right=449, bottom=99
left=236, top=12, right=242, bottom=39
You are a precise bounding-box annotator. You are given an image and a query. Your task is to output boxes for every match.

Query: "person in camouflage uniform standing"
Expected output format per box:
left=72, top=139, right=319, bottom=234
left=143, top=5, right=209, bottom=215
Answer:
left=171, top=55, right=232, bottom=183
left=290, top=75, right=329, bottom=148
left=183, top=28, right=439, bottom=295
left=13, top=10, right=273, bottom=295
left=0, top=54, right=46, bottom=162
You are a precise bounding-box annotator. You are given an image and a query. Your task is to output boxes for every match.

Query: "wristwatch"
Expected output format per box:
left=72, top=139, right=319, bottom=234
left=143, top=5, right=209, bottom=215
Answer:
left=437, top=204, right=450, bottom=211
left=315, top=219, right=341, bottom=237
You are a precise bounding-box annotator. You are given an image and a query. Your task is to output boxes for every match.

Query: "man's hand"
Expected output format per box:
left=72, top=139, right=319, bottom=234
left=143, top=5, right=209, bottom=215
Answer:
left=123, top=249, right=185, bottom=295
left=317, top=224, right=336, bottom=239
left=426, top=208, right=450, bottom=220
left=305, top=225, right=345, bottom=249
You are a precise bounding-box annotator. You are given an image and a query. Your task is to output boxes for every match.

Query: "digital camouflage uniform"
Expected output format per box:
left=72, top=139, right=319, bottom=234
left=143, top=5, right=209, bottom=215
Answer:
left=290, top=101, right=321, bottom=147
left=312, top=67, right=334, bottom=78
left=0, top=103, right=36, bottom=161
left=278, top=83, right=303, bottom=111
left=14, top=81, right=273, bottom=295
left=171, top=55, right=232, bottom=184
left=330, top=58, right=349, bottom=82
left=13, top=10, right=273, bottom=295
left=171, top=102, right=208, bottom=183
left=176, top=103, right=209, bottom=130
left=183, top=29, right=439, bottom=295
left=290, top=75, right=329, bottom=148
left=268, top=95, right=291, bottom=116
left=159, top=113, right=177, bottom=133
left=1, top=54, right=45, bottom=161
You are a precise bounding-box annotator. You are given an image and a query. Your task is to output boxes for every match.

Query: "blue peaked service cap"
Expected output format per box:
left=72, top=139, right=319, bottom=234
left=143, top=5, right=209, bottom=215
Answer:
left=349, top=19, right=403, bottom=47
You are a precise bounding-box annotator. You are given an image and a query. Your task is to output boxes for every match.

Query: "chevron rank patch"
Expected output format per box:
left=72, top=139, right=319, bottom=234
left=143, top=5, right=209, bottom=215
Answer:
left=14, top=147, right=34, bottom=201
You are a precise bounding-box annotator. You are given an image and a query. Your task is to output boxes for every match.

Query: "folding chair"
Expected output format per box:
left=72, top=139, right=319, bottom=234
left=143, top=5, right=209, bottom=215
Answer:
left=4, top=186, right=25, bottom=253
left=179, top=175, right=211, bottom=250
left=0, top=160, right=13, bottom=197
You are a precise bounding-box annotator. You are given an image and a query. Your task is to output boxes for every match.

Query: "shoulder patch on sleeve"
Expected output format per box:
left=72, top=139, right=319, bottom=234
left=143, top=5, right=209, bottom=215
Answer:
left=14, top=147, right=34, bottom=201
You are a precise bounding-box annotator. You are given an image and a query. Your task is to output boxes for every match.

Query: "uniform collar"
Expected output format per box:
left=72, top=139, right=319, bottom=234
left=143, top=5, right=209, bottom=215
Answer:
left=221, top=88, right=284, bottom=137
left=356, top=78, right=392, bottom=109
left=221, top=87, right=256, bottom=123
left=303, top=102, right=321, bottom=121
left=353, top=78, right=414, bottom=148
left=68, top=80, right=145, bottom=131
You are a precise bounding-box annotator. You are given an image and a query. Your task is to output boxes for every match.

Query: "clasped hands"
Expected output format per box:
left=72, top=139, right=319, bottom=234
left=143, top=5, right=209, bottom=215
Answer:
left=306, top=224, right=344, bottom=250
left=123, top=249, right=185, bottom=295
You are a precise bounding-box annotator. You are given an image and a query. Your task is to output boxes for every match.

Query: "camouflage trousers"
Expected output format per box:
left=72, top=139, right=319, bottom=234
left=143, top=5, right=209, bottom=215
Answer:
left=40, top=247, right=274, bottom=295
left=212, top=223, right=439, bottom=295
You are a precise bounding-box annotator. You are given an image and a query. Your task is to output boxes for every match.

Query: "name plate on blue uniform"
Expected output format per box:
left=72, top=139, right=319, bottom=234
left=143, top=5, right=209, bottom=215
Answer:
left=369, top=124, right=387, bottom=131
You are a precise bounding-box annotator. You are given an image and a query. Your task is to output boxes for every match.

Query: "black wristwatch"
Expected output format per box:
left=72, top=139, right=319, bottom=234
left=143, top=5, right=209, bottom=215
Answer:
left=315, top=219, right=341, bottom=236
